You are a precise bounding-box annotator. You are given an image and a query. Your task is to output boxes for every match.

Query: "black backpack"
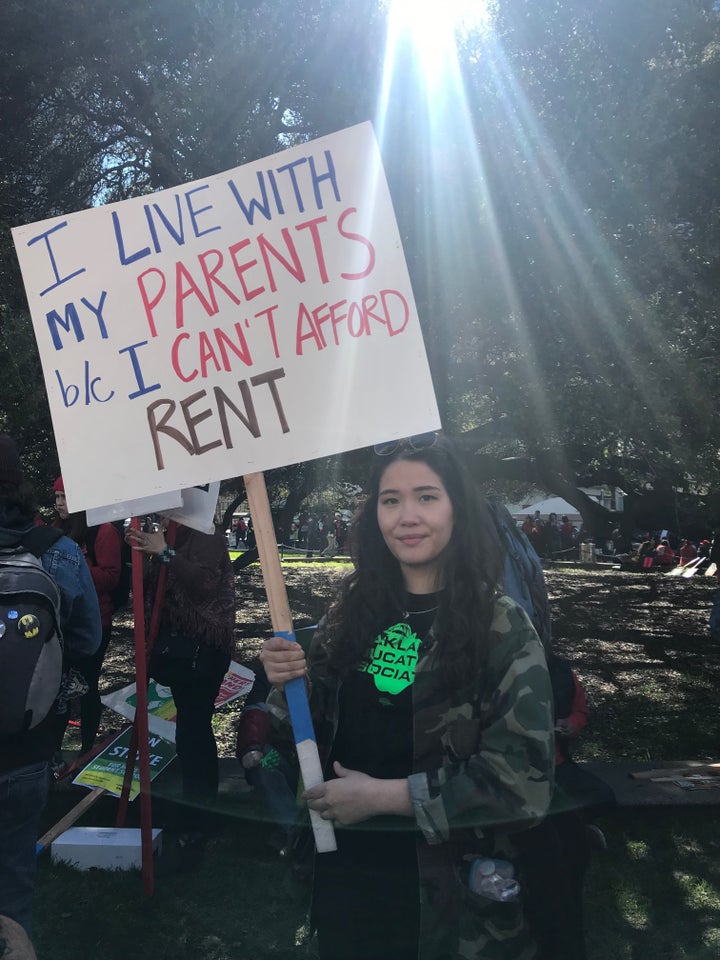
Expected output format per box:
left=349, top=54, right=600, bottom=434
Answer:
left=85, top=520, right=132, bottom=613
left=0, top=526, right=64, bottom=735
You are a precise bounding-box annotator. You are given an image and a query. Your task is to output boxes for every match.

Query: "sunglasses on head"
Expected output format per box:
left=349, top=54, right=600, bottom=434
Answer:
left=373, top=432, right=438, bottom=457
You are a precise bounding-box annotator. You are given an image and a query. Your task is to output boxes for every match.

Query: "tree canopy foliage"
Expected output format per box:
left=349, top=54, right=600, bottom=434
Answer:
left=1, top=0, right=718, bottom=533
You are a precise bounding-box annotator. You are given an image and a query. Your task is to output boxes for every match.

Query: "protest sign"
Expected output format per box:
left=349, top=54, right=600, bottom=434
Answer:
left=85, top=481, right=218, bottom=532
left=12, top=122, right=440, bottom=513
left=100, top=661, right=255, bottom=743
left=85, top=490, right=183, bottom=526
left=158, top=480, right=220, bottom=534
left=73, top=727, right=176, bottom=801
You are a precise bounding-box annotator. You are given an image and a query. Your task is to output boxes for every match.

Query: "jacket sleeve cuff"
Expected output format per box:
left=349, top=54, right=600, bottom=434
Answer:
left=407, top=771, right=450, bottom=845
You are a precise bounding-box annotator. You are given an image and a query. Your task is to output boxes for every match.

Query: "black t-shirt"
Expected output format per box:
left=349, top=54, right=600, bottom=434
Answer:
left=330, top=594, right=437, bottom=783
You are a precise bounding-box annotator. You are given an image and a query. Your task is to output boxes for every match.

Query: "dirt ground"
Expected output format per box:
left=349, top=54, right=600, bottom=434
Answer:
left=97, top=562, right=720, bottom=765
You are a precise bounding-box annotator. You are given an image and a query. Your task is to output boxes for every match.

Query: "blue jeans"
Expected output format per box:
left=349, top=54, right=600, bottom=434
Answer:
left=0, top=761, right=50, bottom=934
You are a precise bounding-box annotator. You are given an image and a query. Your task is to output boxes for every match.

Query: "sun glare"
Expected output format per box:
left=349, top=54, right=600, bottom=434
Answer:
left=387, top=0, right=492, bottom=74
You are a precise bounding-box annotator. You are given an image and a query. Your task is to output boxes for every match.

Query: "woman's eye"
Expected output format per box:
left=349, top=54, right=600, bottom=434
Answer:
left=419, top=494, right=437, bottom=503
left=380, top=497, right=398, bottom=506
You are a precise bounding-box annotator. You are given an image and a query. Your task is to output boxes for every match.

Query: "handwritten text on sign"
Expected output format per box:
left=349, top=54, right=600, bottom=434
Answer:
left=12, top=123, right=439, bottom=512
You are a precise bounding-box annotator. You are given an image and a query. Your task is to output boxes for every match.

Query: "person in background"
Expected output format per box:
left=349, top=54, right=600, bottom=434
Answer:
left=235, top=516, right=247, bottom=549
left=235, top=661, right=300, bottom=852
left=261, top=433, right=554, bottom=960
left=245, top=518, right=256, bottom=551
left=528, top=516, right=543, bottom=555
left=560, top=516, right=576, bottom=554
left=654, top=538, right=675, bottom=567
left=52, top=477, right=121, bottom=754
left=709, top=533, right=720, bottom=582
left=678, top=539, right=697, bottom=566
left=322, top=526, right=336, bottom=557
left=519, top=654, right=615, bottom=960
left=334, top=512, right=347, bottom=553
left=0, top=437, right=100, bottom=934
left=550, top=655, right=615, bottom=957
left=637, top=535, right=656, bottom=570
left=542, top=512, right=562, bottom=560
left=126, top=520, right=235, bottom=866
left=610, top=528, right=628, bottom=555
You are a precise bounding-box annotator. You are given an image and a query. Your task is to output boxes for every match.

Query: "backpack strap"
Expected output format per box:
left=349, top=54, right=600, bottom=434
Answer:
left=18, top=525, right=64, bottom=558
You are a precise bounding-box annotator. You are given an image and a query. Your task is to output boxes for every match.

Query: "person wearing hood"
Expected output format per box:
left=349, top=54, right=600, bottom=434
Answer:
left=0, top=437, right=101, bottom=934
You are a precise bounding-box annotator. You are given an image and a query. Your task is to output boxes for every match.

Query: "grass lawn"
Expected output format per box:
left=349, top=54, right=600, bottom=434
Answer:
left=31, top=565, right=720, bottom=959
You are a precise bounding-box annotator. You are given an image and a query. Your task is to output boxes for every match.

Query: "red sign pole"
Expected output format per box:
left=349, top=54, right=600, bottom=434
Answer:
left=115, top=517, right=154, bottom=895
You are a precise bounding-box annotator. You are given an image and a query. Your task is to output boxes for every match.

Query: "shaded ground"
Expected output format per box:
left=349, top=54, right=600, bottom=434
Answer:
left=545, top=567, right=720, bottom=762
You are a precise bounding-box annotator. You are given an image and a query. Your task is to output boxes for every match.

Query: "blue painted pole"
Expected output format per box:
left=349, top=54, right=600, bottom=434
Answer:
left=244, top=473, right=336, bottom=853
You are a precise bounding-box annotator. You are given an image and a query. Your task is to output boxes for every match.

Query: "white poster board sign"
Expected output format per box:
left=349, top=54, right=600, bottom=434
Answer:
left=159, top=481, right=220, bottom=535
left=12, top=122, right=440, bottom=513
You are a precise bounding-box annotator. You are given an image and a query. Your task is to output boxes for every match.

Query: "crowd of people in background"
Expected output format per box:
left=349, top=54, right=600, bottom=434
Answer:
left=635, top=531, right=719, bottom=574
left=281, top=511, right=349, bottom=556
left=230, top=510, right=351, bottom=558
left=518, top=510, right=720, bottom=577
left=521, top=511, right=579, bottom=560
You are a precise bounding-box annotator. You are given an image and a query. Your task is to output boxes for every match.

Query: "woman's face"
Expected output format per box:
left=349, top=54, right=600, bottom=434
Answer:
left=376, top=458, right=454, bottom=591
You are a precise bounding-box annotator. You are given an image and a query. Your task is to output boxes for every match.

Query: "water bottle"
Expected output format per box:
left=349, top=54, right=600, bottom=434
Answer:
left=468, top=857, right=520, bottom=902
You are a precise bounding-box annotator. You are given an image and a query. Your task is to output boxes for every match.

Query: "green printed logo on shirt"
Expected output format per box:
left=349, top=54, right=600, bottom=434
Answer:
left=358, top=622, right=421, bottom=695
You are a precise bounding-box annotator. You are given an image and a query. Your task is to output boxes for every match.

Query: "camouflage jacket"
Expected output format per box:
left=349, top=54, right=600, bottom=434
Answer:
left=269, top=595, right=554, bottom=960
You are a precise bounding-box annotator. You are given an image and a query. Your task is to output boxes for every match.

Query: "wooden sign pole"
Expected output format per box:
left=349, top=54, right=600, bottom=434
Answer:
left=36, top=787, right=106, bottom=854
left=243, top=472, right=336, bottom=853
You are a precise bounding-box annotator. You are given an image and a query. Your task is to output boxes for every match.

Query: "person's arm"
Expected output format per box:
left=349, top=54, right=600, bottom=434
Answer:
left=86, top=523, right=121, bottom=593
left=406, top=599, right=553, bottom=844
left=304, top=764, right=412, bottom=824
left=127, top=526, right=225, bottom=599
left=44, top=539, right=102, bottom=660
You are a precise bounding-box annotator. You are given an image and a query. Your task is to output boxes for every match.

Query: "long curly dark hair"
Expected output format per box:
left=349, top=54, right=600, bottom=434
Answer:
left=322, top=436, right=503, bottom=689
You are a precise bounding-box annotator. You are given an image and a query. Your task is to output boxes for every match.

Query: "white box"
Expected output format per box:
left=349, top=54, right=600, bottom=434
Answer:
left=51, top=827, right=162, bottom=870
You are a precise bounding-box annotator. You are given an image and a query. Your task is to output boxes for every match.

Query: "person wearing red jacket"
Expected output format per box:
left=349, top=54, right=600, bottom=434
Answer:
left=554, top=669, right=589, bottom=766
left=53, top=477, right=121, bottom=753
left=654, top=538, right=676, bottom=567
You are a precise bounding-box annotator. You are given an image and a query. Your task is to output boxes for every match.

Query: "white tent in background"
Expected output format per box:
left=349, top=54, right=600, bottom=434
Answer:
left=505, top=496, right=589, bottom=524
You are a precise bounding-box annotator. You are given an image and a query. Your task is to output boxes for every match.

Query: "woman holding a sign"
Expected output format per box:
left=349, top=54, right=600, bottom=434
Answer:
left=261, top=434, right=554, bottom=960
